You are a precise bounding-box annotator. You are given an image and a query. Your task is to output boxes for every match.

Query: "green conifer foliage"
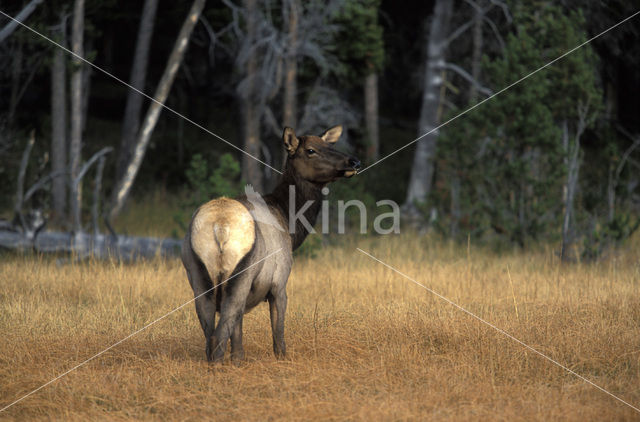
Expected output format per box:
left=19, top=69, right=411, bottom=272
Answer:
left=332, top=0, right=384, bottom=83
left=439, top=4, right=602, bottom=247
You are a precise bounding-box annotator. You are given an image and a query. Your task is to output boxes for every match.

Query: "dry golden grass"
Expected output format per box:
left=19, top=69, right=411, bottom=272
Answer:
left=109, top=189, right=185, bottom=238
left=1, top=234, right=639, bottom=421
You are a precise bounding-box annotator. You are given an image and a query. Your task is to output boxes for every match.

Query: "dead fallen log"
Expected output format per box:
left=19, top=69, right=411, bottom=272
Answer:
left=5, top=129, right=184, bottom=261
left=0, top=229, right=181, bottom=260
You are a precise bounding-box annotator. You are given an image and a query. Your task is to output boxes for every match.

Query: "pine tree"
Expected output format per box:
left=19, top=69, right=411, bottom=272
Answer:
left=332, top=0, right=384, bottom=162
left=439, top=3, right=601, bottom=248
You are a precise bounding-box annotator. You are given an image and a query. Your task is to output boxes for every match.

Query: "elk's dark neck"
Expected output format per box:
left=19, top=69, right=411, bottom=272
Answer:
left=266, top=163, right=323, bottom=251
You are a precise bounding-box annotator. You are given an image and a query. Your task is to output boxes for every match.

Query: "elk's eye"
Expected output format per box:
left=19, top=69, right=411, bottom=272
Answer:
left=306, top=148, right=316, bottom=155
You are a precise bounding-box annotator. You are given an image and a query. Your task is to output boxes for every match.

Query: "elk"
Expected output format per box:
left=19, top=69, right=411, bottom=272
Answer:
left=181, top=125, right=361, bottom=362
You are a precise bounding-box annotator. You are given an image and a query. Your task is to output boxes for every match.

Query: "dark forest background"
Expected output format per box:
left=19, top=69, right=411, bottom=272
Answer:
left=1, top=0, right=639, bottom=259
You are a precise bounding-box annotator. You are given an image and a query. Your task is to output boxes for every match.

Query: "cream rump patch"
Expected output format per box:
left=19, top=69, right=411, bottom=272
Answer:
left=190, top=197, right=255, bottom=281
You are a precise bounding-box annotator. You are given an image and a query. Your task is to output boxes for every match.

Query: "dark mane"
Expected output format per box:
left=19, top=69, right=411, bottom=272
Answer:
left=266, top=161, right=324, bottom=250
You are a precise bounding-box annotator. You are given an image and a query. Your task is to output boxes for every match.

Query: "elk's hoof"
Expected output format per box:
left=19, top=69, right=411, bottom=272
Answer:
left=231, top=350, right=245, bottom=365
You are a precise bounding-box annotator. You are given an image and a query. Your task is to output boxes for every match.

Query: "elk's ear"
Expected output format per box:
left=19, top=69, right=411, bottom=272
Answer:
left=321, top=125, right=343, bottom=144
left=283, top=127, right=299, bottom=155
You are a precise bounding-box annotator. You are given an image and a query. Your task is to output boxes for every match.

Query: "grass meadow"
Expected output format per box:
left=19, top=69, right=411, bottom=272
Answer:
left=1, top=229, right=639, bottom=421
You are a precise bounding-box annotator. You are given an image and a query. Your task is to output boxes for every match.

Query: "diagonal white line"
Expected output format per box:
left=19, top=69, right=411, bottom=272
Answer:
left=358, top=9, right=640, bottom=174
left=0, top=9, right=282, bottom=175
left=0, top=248, right=283, bottom=413
left=356, top=247, right=640, bottom=414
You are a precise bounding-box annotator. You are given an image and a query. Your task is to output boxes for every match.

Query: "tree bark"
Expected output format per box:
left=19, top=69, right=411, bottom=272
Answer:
left=109, top=0, right=206, bottom=221
left=80, top=39, right=92, bottom=134
left=282, top=0, right=299, bottom=130
left=242, top=0, right=263, bottom=192
left=281, top=0, right=299, bottom=171
left=13, top=131, right=35, bottom=229
left=0, top=0, right=43, bottom=43
left=560, top=120, right=573, bottom=261
left=69, top=0, right=85, bottom=233
left=468, top=2, right=484, bottom=102
left=92, top=156, right=106, bottom=235
left=51, top=15, right=68, bottom=225
left=364, top=72, right=379, bottom=162
left=403, top=0, right=453, bottom=220
left=561, top=110, right=588, bottom=262
left=451, top=1, right=484, bottom=238
left=115, top=0, right=159, bottom=182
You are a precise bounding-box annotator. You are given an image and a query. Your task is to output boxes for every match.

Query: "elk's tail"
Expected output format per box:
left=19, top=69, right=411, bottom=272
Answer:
left=213, top=223, right=230, bottom=253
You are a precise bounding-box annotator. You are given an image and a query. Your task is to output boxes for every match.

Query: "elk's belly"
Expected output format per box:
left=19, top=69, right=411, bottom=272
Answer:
left=243, top=249, right=293, bottom=312
left=244, top=278, right=272, bottom=311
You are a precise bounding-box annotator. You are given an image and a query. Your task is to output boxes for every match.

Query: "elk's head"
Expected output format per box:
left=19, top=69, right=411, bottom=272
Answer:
left=283, top=125, right=361, bottom=184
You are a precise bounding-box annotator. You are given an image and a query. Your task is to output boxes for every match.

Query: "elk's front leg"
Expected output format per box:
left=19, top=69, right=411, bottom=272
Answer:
left=268, top=288, right=287, bottom=358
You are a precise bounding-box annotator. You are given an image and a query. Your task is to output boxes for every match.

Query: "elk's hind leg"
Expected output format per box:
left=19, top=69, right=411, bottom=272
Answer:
left=182, top=243, right=217, bottom=361
left=230, top=317, right=245, bottom=363
left=196, top=289, right=217, bottom=362
left=191, top=278, right=217, bottom=361
left=212, top=270, right=253, bottom=362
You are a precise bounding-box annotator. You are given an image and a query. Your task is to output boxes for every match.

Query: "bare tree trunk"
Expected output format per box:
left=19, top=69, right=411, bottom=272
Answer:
left=561, top=109, right=588, bottom=262
left=242, top=0, right=263, bottom=192
left=92, top=156, right=106, bottom=236
left=282, top=0, right=298, bottom=129
left=115, top=0, right=159, bottom=182
left=560, top=120, right=573, bottom=261
left=51, top=15, right=68, bottom=226
left=468, top=3, right=484, bottom=102
left=13, top=131, right=35, bottom=230
left=364, top=72, right=379, bottom=162
left=80, top=38, right=92, bottom=134
left=0, top=0, right=43, bottom=43
left=281, top=0, right=299, bottom=172
left=607, top=163, right=615, bottom=224
left=451, top=2, right=484, bottom=238
left=403, top=0, right=453, bottom=220
left=109, top=0, right=206, bottom=221
left=449, top=174, right=460, bottom=237
left=69, top=0, right=85, bottom=233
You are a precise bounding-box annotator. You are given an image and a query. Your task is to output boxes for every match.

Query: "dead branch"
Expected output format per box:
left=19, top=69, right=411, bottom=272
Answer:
left=615, top=126, right=640, bottom=183
left=198, top=15, right=234, bottom=65
left=73, top=147, right=113, bottom=189
left=439, top=62, right=493, bottom=96
left=23, top=170, right=67, bottom=204
left=488, top=0, right=512, bottom=23
left=443, top=19, right=474, bottom=47
left=92, top=156, right=106, bottom=235
left=109, top=0, right=206, bottom=221
left=0, top=139, right=179, bottom=260
left=13, top=130, right=35, bottom=230
left=482, top=15, right=505, bottom=52
left=263, top=105, right=283, bottom=137
left=461, top=0, right=507, bottom=52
